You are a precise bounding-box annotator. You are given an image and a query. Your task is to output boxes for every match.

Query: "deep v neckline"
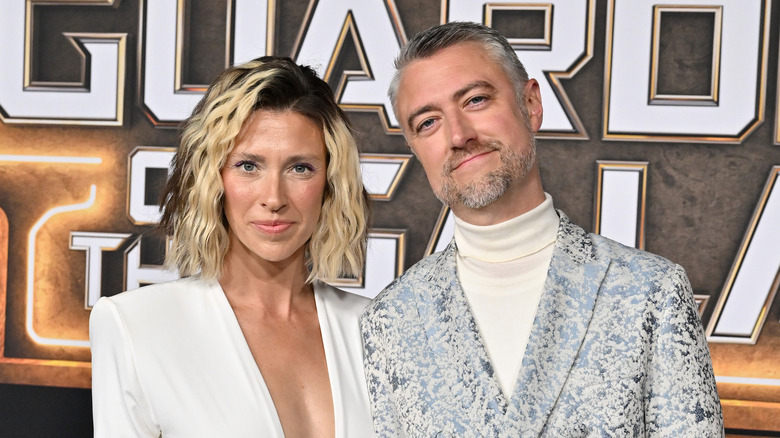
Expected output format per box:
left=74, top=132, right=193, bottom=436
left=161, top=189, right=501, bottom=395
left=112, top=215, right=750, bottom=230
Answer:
left=211, top=280, right=341, bottom=437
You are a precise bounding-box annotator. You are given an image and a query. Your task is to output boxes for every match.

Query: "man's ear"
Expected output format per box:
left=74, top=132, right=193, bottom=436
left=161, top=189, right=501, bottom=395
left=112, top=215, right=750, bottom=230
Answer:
left=524, top=79, right=543, bottom=132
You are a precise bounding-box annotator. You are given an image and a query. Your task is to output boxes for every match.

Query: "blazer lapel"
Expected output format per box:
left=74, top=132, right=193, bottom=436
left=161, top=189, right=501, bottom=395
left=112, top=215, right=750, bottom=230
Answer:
left=507, top=212, right=610, bottom=436
left=413, top=242, right=507, bottom=429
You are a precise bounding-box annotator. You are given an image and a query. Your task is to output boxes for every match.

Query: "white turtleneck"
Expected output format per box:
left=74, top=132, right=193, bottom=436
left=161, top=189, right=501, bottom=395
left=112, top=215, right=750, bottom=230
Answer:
left=454, top=193, right=559, bottom=397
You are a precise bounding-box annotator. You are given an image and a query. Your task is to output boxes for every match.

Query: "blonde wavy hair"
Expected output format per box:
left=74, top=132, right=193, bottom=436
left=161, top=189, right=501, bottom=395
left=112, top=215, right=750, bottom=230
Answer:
left=159, top=56, right=370, bottom=282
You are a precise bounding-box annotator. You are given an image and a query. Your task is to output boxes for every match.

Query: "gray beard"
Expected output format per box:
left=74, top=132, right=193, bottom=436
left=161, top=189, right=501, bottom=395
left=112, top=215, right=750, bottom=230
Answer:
left=436, top=138, right=535, bottom=210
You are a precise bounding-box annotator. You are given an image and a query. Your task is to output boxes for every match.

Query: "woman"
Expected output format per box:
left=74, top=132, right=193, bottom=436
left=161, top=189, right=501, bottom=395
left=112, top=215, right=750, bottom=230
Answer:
left=90, top=56, right=372, bottom=437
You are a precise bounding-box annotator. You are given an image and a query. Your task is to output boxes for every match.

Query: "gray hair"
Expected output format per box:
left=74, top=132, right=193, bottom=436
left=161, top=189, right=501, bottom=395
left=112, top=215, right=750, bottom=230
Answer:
left=388, top=21, right=529, bottom=121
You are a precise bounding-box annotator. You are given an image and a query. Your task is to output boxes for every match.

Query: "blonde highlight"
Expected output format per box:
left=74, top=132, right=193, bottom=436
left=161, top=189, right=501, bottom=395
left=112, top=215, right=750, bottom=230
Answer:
left=159, top=57, right=369, bottom=282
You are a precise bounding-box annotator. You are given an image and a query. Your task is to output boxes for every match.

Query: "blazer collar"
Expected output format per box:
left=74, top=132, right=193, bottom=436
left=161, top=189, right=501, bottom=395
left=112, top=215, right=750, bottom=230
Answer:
left=413, top=211, right=609, bottom=434
left=412, top=242, right=509, bottom=431
left=507, top=211, right=609, bottom=435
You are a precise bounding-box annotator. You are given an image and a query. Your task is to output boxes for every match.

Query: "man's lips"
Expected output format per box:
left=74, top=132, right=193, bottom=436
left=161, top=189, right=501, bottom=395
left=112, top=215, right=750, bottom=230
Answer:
left=450, top=149, right=496, bottom=172
left=252, top=221, right=294, bottom=234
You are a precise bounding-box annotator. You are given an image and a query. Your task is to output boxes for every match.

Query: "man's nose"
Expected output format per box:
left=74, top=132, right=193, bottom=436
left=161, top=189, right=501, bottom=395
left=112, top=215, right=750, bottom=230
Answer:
left=447, top=112, right=477, bottom=148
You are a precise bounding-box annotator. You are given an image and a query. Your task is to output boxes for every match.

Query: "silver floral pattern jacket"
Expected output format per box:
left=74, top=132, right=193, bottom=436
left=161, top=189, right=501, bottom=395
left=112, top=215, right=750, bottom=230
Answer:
left=360, top=212, right=724, bottom=437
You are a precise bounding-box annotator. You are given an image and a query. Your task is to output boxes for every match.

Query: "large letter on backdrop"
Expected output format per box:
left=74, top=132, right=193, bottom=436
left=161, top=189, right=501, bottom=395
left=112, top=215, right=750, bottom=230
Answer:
left=293, top=0, right=406, bottom=131
left=232, top=0, right=275, bottom=64
left=593, top=161, right=648, bottom=250
left=70, top=232, right=131, bottom=308
left=604, top=0, right=771, bottom=143
left=707, top=166, right=780, bottom=344
left=334, top=231, right=406, bottom=299
left=140, top=0, right=273, bottom=125
left=26, top=186, right=97, bottom=348
left=444, top=0, right=595, bottom=139
left=776, top=30, right=780, bottom=145
left=0, top=1, right=126, bottom=125
left=127, top=147, right=175, bottom=224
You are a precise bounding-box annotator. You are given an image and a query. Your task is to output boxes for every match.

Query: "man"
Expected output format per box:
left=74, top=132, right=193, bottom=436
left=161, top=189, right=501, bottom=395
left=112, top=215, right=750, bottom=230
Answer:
left=360, top=21, right=723, bottom=437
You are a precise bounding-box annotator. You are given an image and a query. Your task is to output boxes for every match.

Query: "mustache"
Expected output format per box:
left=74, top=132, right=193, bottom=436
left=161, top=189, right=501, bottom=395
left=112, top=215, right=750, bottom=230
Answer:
left=443, top=140, right=502, bottom=174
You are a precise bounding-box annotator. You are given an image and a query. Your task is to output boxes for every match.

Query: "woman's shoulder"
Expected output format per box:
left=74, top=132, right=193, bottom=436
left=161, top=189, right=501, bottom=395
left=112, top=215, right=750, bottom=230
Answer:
left=314, top=281, right=371, bottom=316
left=93, top=277, right=219, bottom=321
left=90, top=276, right=229, bottom=353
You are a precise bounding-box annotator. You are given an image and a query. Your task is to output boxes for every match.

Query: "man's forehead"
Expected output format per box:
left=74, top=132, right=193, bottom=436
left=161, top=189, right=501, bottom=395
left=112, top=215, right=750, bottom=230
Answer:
left=397, top=49, right=504, bottom=102
left=400, top=42, right=503, bottom=83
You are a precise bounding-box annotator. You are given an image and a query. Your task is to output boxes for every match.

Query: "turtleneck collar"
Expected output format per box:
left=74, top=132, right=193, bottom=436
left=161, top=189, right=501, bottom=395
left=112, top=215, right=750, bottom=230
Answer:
left=453, top=193, right=559, bottom=263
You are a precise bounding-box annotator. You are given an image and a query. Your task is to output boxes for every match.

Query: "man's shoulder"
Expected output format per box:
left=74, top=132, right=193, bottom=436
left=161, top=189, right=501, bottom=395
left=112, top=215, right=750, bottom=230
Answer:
left=362, top=248, right=450, bottom=320
left=554, top=211, right=684, bottom=292
left=589, top=232, right=679, bottom=273
left=557, top=210, right=678, bottom=271
left=381, top=249, right=448, bottom=297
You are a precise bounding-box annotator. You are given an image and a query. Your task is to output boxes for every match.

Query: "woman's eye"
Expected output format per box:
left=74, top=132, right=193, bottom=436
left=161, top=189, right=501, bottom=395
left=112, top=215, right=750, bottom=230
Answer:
left=235, top=161, right=256, bottom=172
left=292, top=163, right=313, bottom=174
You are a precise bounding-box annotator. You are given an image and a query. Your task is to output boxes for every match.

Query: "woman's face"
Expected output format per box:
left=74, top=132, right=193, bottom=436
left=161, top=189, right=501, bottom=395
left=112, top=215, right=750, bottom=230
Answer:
left=221, top=109, right=327, bottom=266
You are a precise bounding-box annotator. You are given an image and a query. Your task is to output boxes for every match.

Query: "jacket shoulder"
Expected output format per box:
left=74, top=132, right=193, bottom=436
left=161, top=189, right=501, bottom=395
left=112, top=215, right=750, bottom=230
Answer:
left=316, top=282, right=371, bottom=318
left=557, top=211, right=678, bottom=272
left=362, top=249, right=447, bottom=321
left=589, top=232, right=679, bottom=273
left=94, top=277, right=216, bottom=326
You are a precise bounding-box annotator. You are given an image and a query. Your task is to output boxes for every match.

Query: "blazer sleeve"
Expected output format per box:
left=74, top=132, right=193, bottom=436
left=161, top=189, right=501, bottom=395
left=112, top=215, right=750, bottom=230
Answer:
left=90, top=297, right=160, bottom=438
left=644, top=265, right=724, bottom=437
left=360, top=313, right=406, bottom=438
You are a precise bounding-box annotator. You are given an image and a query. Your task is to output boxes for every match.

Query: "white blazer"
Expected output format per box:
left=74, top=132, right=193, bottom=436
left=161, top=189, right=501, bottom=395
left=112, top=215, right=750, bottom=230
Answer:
left=90, top=277, right=373, bottom=438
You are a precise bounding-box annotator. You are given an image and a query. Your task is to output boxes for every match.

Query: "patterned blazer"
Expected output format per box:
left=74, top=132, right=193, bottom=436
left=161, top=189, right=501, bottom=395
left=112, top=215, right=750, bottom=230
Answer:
left=360, top=212, right=723, bottom=437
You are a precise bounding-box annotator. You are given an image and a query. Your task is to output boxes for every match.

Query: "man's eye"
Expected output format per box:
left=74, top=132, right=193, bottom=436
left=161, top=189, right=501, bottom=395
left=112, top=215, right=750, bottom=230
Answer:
left=418, top=118, right=435, bottom=132
left=468, top=96, right=485, bottom=105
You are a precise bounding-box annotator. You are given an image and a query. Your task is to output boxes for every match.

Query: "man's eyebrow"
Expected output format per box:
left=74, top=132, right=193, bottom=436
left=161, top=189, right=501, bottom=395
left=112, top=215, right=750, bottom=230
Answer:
left=453, top=80, right=495, bottom=101
left=406, top=104, right=436, bottom=132
left=405, top=80, right=496, bottom=131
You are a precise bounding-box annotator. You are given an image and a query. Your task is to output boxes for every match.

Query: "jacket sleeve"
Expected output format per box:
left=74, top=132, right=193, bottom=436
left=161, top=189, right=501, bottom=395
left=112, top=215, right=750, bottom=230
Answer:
left=360, top=312, right=406, bottom=438
left=644, top=265, right=724, bottom=437
left=90, top=297, right=160, bottom=438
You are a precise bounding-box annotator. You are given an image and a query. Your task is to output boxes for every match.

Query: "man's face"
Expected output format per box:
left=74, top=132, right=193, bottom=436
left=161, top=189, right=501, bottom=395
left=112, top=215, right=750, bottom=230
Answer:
left=395, top=42, right=544, bottom=224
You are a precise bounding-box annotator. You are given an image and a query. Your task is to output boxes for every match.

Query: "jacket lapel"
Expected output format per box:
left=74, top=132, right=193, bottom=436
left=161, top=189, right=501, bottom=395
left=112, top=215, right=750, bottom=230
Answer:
left=413, top=243, right=507, bottom=430
left=507, top=212, right=610, bottom=435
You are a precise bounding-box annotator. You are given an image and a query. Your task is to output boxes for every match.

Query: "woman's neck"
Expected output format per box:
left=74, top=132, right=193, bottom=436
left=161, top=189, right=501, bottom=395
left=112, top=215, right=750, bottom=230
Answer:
left=218, top=247, right=312, bottom=318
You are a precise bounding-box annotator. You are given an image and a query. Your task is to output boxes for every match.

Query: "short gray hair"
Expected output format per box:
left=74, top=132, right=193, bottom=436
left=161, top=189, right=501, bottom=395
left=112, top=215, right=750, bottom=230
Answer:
left=388, top=21, right=529, bottom=121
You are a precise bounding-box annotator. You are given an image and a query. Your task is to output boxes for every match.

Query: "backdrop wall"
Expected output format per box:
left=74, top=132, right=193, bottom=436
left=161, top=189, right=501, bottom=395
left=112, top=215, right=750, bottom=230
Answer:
left=0, top=0, right=778, bottom=436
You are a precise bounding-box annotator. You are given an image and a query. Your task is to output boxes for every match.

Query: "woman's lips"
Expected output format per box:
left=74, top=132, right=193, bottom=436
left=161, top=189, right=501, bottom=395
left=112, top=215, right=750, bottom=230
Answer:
left=252, top=221, right=294, bottom=234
